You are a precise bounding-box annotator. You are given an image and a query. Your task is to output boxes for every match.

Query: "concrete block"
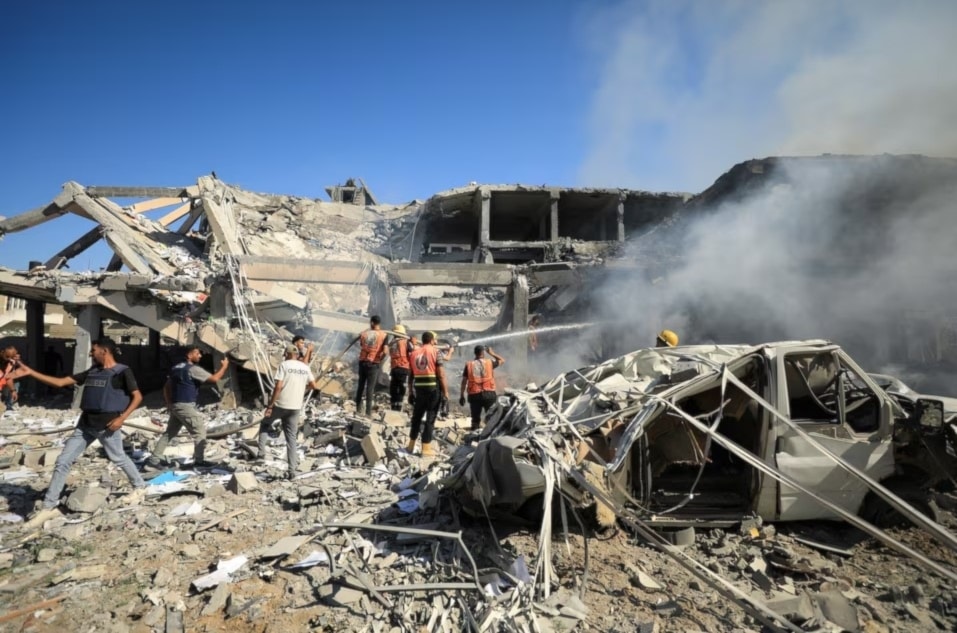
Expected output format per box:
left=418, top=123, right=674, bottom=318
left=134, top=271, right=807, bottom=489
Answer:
left=812, top=590, right=859, bottom=632
left=227, top=472, right=259, bottom=494
left=205, top=483, right=227, bottom=498
left=381, top=410, right=406, bottom=427
left=65, top=485, right=109, bottom=513
left=21, top=450, right=44, bottom=469
left=361, top=433, right=386, bottom=464
left=319, top=583, right=363, bottom=606
left=319, top=379, right=346, bottom=397
left=42, top=448, right=62, bottom=469
left=202, top=583, right=230, bottom=616
left=765, top=592, right=815, bottom=621
left=350, top=419, right=371, bottom=437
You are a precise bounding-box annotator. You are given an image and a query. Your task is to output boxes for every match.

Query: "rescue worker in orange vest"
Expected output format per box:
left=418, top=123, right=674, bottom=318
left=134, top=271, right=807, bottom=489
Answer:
left=388, top=324, right=413, bottom=411
left=406, top=331, right=447, bottom=457
left=353, top=315, right=389, bottom=416
left=459, top=345, right=505, bottom=431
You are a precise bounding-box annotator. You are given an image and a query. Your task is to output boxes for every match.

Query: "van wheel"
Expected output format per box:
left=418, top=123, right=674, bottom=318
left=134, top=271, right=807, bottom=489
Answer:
left=860, top=481, right=940, bottom=528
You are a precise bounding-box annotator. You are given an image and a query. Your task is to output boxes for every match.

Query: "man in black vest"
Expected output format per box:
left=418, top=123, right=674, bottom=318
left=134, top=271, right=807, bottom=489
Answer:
left=147, top=345, right=229, bottom=468
left=13, top=338, right=146, bottom=527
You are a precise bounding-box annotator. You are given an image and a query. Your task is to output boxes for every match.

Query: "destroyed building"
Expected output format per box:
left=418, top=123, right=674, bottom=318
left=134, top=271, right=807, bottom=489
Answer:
left=3, top=156, right=957, bottom=631
left=4, top=154, right=955, bottom=406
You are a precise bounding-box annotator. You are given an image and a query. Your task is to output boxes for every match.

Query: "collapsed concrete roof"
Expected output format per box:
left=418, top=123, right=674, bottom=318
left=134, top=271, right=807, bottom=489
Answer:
left=0, top=176, right=690, bottom=397
left=3, top=153, right=955, bottom=403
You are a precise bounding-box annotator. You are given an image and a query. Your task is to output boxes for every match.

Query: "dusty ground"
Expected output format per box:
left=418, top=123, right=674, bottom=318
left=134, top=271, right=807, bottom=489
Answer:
left=1, top=394, right=957, bottom=632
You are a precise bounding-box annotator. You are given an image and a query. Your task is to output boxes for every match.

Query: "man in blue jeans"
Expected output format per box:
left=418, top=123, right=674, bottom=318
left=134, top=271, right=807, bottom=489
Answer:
left=258, top=344, right=322, bottom=479
left=14, top=338, right=146, bottom=527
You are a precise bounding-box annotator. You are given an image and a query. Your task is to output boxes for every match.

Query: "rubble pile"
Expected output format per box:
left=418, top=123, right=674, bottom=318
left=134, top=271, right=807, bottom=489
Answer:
left=0, top=365, right=955, bottom=631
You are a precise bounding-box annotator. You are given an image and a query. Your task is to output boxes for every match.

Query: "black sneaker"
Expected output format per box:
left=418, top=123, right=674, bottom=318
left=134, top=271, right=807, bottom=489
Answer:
left=143, top=457, right=167, bottom=471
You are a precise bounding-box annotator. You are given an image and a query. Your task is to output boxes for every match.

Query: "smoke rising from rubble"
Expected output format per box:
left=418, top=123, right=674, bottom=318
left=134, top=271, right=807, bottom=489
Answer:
left=592, top=158, right=957, bottom=394
left=579, top=1, right=957, bottom=191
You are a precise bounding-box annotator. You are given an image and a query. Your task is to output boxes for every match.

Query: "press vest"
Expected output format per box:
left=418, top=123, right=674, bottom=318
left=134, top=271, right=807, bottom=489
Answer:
left=466, top=358, right=496, bottom=395
left=170, top=362, right=201, bottom=404
left=410, top=344, right=439, bottom=387
left=389, top=339, right=411, bottom=370
left=358, top=329, right=387, bottom=363
left=80, top=365, right=132, bottom=413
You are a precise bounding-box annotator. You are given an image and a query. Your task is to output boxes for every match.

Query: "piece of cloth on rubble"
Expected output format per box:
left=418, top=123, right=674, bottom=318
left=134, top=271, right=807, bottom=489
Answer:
left=465, top=436, right=526, bottom=506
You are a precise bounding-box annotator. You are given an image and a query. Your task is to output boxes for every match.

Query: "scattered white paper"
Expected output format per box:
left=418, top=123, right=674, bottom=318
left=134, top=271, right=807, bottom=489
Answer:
left=288, top=550, right=329, bottom=569
left=169, top=501, right=203, bottom=517
left=191, top=555, right=248, bottom=591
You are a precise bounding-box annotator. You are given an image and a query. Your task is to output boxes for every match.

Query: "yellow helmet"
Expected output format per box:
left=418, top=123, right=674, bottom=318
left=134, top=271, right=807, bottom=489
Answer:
left=657, top=329, right=679, bottom=347
left=393, top=324, right=407, bottom=334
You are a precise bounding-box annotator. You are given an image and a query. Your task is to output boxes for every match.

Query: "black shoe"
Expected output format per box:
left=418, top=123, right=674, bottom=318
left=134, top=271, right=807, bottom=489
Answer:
left=143, top=457, right=167, bottom=471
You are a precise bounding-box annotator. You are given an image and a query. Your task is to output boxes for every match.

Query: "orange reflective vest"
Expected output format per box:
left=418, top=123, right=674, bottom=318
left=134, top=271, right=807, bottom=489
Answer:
left=358, top=329, right=387, bottom=363
left=465, top=358, right=496, bottom=395
left=389, top=338, right=411, bottom=370
left=410, top=344, right=439, bottom=387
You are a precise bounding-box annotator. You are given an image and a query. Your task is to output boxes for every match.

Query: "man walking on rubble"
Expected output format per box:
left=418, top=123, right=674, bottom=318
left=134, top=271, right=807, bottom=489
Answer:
left=146, top=345, right=230, bottom=469
left=388, top=324, right=413, bottom=411
left=459, top=345, right=505, bottom=431
left=13, top=338, right=147, bottom=527
left=353, top=315, right=389, bottom=416
left=257, top=344, right=322, bottom=479
left=406, top=331, right=448, bottom=457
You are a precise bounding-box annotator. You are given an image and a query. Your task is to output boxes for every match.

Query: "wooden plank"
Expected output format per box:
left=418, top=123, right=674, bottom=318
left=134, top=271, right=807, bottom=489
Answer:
left=130, top=197, right=185, bottom=213
left=157, top=201, right=192, bottom=225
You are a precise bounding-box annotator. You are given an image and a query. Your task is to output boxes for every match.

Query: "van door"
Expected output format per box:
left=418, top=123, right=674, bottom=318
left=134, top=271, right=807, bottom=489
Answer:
left=774, top=348, right=894, bottom=521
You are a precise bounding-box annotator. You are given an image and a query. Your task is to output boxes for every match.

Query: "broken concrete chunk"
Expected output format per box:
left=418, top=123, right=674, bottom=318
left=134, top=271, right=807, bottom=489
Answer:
left=36, top=548, right=58, bottom=563
left=813, top=590, right=860, bottom=632
left=361, top=433, right=386, bottom=464
left=65, top=485, right=110, bottom=513
left=257, top=535, right=311, bottom=560
left=319, top=583, right=364, bottom=606
left=381, top=410, right=406, bottom=427
left=766, top=592, right=815, bottom=621
left=635, top=571, right=663, bottom=591
left=227, top=472, right=259, bottom=493
left=201, top=583, right=230, bottom=616
left=205, top=483, right=226, bottom=498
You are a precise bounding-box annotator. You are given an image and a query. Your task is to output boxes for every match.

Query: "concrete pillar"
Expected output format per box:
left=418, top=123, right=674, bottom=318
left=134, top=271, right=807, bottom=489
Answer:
left=617, top=192, right=626, bottom=242
left=479, top=186, right=491, bottom=249
left=147, top=328, right=161, bottom=368
left=72, top=306, right=101, bottom=408
left=210, top=283, right=241, bottom=409
left=549, top=189, right=560, bottom=242
left=24, top=300, right=45, bottom=397
left=367, top=268, right=396, bottom=328
left=510, top=273, right=529, bottom=375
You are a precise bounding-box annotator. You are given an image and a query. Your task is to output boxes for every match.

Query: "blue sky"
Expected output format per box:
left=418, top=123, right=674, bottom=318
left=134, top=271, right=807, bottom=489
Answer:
left=2, top=0, right=954, bottom=270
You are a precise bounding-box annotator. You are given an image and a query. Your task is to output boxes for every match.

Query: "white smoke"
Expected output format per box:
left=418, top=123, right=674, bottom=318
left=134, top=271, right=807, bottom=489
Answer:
left=588, top=157, right=957, bottom=393
left=579, top=0, right=957, bottom=192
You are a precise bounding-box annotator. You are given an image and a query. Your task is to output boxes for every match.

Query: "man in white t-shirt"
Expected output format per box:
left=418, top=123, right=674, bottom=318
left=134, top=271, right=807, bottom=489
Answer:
left=258, top=345, right=321, bottom=479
